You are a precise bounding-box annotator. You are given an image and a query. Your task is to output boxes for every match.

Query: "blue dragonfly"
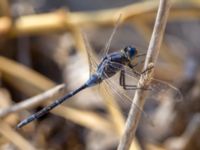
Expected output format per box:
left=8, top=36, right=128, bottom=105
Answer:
left=17, top=17, right=181, bottom=129
left=17, top=45, right=147, bottom=128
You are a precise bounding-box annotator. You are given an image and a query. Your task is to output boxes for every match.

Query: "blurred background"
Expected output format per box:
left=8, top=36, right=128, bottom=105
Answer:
left=0, top=0, right=200, bottom=150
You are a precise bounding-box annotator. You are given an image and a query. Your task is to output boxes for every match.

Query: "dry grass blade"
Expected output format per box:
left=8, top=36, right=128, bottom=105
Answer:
left=0, top=84, right=66, bottom=117
left=118, top=0, right=171, bottom=149
left=0, top=88, right=18, bottom=125
left=0, top=56, right=55, bottom=96
left=0, top=121, right=35, bottom=150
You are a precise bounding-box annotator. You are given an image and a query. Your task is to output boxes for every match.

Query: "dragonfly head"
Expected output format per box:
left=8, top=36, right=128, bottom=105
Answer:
left=123, top=46, right=138, bottom=60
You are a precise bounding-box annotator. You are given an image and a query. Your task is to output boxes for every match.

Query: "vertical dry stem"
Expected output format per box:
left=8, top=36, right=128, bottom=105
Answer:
left=117, top=0, right=171, bottom=150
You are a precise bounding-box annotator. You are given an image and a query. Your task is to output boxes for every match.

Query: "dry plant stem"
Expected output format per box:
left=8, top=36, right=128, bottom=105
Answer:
left=117, top=0, right=171, bottom=150
left=0, top=84, right=66, bottom=117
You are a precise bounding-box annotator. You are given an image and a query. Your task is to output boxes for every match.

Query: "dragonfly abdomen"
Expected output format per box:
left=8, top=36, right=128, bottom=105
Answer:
left=17, top=83, right=88, bottom=128
left=86, top=74, right=102, bottom=87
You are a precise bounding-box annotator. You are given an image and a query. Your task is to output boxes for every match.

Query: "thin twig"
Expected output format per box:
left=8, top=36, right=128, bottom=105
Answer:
left=117, top=0, right=171, bottom=150
left=0, top=84, right=66, bottom=117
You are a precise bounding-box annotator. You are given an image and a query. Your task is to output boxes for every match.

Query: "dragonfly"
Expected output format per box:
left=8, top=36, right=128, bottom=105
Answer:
left=17, top=16, right=181, bottom=129
left=17, top=44, right=148, bottom=128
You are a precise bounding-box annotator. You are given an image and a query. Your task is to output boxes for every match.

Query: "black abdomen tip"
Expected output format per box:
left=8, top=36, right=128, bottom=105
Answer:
left=16, top=115, right=36, bottom=128
left=16, top=121, right=26, bottom=129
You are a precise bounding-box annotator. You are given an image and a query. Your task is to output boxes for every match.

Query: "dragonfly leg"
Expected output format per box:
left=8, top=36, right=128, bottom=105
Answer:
left=141, top=65, right=154, bottom=74
left=120, top=70, right=152, bottom=91
left=130, top=63, right=154, bottom=77
left=132, top=69, right=141, bottom=77
left=128, top=59, right=145, bottom=69
left=120, top=70, right=142, bottom=90
left=128, top=63, right=138, bottom=69
left=128, top=63, right=143, bottom=77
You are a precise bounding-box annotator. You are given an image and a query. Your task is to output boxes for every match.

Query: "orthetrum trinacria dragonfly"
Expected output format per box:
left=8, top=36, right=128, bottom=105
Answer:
left=17, top=16, right=182, bottom=129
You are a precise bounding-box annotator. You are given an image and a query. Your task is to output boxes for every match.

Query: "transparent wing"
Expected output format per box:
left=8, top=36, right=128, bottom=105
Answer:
left=150, top=78, right=183, bottom=102
left=102, top=14, right=121, bottom=57
left=82, top=14, right=123, bottom=74
left=108, top=61, right=183, bottom=102
left=104, top=77, right=140, bottom=112
left=82, top=33, right=98, bottom=75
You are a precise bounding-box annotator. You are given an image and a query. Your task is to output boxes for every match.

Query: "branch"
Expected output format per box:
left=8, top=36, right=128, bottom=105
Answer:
left=117, top=0, right=171, bottom=149
left=0, top=84, right=66, bottom=117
